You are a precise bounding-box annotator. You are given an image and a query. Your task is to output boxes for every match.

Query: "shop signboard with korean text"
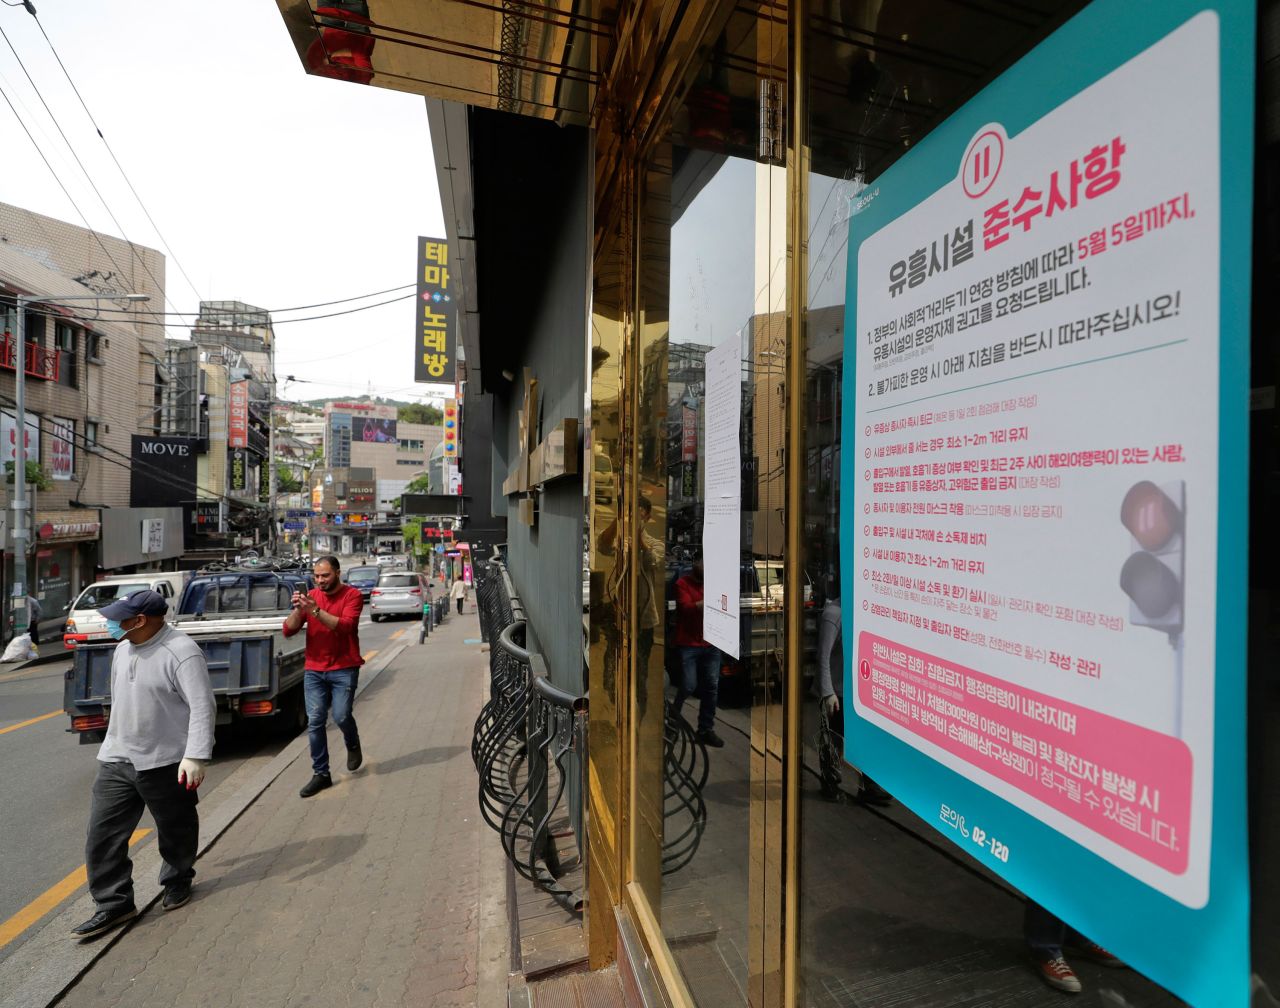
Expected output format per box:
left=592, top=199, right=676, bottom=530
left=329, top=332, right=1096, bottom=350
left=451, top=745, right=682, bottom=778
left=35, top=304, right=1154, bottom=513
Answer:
left=1, top=408, right=40, bottom=465
left=228, top=447, right=249, bottom=496
left=839, top=2, right=1252, bottom=1003
left=414, top=235, right=455, bottom=384
left=228, top=380, right=250, bottom=448
left=49, top=417, right=74, bottom=480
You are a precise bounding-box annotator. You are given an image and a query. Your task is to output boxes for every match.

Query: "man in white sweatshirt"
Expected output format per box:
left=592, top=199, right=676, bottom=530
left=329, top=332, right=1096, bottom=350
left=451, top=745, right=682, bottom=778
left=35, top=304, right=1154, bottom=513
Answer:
left=71, top=590, right=215, bottom=940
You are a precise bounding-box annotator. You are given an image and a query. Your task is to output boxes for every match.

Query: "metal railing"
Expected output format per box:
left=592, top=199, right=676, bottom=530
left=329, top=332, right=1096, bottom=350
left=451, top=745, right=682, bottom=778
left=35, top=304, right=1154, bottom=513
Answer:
left=662, top=706, right=709, bottom=875
left=0, top=333, right=60, bottom=381
left=473, top=555, right=587, bottom=915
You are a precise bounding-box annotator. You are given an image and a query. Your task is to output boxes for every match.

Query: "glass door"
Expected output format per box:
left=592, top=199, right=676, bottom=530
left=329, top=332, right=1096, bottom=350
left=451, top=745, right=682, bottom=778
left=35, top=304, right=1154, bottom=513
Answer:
left=629, top=4, right=791, bottom=1004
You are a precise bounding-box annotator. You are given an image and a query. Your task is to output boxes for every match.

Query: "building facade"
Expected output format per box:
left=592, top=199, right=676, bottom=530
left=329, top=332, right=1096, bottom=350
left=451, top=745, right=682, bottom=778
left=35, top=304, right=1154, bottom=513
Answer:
left=321, top=400, right=442, bottom=512
left=276, top=2, right=1273, bottom=1005
left=0, top=202, right=185, bottom=628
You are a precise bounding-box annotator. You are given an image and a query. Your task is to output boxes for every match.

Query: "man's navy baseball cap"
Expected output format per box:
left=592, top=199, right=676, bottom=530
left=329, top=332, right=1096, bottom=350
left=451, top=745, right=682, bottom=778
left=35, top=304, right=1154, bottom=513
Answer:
left=99, top=589, right=169, bottom=620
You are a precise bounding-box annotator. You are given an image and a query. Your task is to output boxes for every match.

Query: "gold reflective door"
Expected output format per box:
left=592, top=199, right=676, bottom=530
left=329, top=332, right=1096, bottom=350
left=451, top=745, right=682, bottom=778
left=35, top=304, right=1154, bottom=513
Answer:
left=628, top=4, right=791, bottom=1004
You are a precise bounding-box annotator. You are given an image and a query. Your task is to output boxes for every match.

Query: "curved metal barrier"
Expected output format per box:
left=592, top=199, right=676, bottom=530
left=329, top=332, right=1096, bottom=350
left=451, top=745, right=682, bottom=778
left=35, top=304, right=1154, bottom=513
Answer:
left=471, top=559, right=587, bottom=916
left=662, top=706, right=709, bottom=875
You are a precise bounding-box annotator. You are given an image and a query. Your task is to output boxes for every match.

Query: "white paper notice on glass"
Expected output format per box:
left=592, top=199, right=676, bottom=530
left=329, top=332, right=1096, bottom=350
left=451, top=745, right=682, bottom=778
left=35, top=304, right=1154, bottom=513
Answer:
left=701, top=338, right=741, bottom=658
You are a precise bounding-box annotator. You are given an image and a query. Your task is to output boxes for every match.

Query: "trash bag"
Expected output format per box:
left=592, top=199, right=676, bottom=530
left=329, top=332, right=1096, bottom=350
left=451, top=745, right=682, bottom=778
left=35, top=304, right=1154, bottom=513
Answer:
left=1, top=633, right=38, bottom=663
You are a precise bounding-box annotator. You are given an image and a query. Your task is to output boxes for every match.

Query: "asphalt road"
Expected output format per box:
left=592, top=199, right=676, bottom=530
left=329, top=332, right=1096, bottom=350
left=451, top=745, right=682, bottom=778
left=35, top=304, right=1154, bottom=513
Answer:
left=0, top=610, right=411, bottom=964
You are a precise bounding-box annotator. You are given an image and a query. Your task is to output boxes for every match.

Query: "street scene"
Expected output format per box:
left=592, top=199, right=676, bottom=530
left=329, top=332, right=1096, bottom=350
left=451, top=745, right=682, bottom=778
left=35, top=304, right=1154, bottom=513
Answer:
left=1, top=1, right=1276, bottom=1008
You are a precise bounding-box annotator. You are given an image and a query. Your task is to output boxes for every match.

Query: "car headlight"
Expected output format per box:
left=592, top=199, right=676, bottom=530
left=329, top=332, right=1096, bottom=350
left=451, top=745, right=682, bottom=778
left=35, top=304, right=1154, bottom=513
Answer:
left=65, top=619, right=77, bottom=633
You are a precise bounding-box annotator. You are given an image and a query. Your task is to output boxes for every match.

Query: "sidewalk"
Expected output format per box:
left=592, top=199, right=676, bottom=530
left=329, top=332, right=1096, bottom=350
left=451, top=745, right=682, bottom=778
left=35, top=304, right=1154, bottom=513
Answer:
left=28, top=610, right=512, bottom=1008
left=0, top=618, right=73, bottom=673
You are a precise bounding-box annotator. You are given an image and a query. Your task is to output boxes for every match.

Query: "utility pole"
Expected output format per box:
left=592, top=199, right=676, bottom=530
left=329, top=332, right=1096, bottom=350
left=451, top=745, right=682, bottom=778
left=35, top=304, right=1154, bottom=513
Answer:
left=9, top=292, right=148, bottom=639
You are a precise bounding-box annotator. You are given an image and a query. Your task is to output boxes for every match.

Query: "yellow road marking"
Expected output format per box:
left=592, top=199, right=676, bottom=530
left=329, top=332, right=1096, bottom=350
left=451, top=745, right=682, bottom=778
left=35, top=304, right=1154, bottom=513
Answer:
left=0, top=829, right=152, bottom=950
left=362, top=650, right=378, bottom=661
left=390, top=629, right=405, bottom=641
left=0, top=710, right=61, bottom=736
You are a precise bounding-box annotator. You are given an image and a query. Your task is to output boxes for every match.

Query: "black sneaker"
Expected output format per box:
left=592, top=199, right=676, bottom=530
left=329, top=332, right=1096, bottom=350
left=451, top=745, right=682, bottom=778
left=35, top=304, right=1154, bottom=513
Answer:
left=856, top=780, right=893, bottom=806
left=694, top=729, right=726, bottom=748
left=70, top=906, right=137, bottom=940
left=299, top=773, right=332, bottom=798
left=162, top=880, right=192, bottom=912
left=346, top=745, right=363, bottom=772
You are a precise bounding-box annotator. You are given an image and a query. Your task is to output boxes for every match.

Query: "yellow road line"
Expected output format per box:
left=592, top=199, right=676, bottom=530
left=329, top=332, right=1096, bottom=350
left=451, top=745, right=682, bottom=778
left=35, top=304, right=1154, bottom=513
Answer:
left=0, top=710, right=61, bottom=736
left=0, top=829, right=152, bottom=950
left=390, top=629, right=405, bottom=641
left=362, top=650, right=378, bottom=661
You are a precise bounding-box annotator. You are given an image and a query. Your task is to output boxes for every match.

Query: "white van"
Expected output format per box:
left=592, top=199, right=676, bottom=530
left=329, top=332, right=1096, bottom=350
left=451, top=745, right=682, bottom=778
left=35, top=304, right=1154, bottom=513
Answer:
left=62, top=572, right=189, bottom=650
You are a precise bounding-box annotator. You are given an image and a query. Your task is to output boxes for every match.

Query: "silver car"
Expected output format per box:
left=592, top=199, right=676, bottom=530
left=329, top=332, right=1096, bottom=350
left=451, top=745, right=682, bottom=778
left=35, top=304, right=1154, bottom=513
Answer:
left=369, top=571, right=429, bottom=621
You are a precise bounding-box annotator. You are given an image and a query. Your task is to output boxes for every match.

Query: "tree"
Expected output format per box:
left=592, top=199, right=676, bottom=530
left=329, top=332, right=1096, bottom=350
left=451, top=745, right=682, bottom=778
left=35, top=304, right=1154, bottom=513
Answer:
left=398, top=403, right=443, bottom=426
left=276, top=465, right=302, bottom=493
left=4, top=460, right=52, bottom=492
left=405, top=472, right=432, bottom=494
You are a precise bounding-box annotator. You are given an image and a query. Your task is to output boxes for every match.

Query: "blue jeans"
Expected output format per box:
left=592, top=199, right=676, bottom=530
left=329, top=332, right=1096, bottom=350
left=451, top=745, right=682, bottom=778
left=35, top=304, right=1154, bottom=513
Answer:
left=1024, top=902, right=1085, bottom=959
left=304, top=668, right=361, bottom=775
left=674, top=645, right=720, bottom=733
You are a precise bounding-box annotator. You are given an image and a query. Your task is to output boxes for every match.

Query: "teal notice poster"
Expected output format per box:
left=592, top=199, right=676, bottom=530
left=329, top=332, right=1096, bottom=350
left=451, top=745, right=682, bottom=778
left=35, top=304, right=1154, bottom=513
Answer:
left=839, top=0, right=1253, bottom=1003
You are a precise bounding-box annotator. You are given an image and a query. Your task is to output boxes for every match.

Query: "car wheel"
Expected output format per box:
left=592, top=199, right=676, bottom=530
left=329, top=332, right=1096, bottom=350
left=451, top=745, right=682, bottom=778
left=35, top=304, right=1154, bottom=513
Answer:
left=371, top=613, right=382, bottom=623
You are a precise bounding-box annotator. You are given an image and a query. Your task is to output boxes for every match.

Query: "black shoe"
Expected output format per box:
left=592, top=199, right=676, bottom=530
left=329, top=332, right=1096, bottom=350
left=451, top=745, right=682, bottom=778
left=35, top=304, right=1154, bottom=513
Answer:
left=299, top=773, right=332, bottom=798
left=856, top=780, right=893, bottom=806
left=694, top=729, right=726, bottom=748
left=70, top=906, right=137, bottom=940
left=346, top=745, right=363, bottom=772
left=161, top=880, right=192, bottom=912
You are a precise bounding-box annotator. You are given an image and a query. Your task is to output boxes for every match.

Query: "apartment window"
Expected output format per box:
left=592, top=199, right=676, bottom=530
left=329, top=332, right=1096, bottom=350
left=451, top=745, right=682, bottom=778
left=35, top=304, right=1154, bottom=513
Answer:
left=55, top=323, right=78, bottom=388
left=396, top=459, right=424, bottom=466
left=85, top=420, right=99, bottom=451
left=86, top=330, right=102, bottom=362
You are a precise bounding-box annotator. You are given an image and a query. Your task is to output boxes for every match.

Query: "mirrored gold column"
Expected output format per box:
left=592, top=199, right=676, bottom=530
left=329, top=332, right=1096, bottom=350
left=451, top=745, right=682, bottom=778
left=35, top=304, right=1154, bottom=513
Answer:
left=587, top=172, right=634, bottom=968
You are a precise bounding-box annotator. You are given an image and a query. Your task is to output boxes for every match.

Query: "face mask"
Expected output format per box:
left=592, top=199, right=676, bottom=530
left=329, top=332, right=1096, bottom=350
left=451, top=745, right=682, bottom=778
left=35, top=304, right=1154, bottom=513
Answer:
left=105, top=617, right=135, bottom=641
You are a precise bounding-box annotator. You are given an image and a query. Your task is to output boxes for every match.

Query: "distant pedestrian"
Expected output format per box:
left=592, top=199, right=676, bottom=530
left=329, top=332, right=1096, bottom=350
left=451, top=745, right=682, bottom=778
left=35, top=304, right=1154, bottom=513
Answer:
left=671, top=555, right=724, bottom=748
left=26, top=594, right=41, bottom=644
left=285, top=555, right=365, bottom=798
left=450, top=576, right=466, bottom=615
left=72, top=590, right=215, bottom=940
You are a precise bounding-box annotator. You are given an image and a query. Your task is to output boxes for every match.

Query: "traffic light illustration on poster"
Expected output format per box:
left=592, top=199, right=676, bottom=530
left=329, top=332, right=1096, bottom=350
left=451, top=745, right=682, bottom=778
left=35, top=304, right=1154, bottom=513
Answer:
left=839, top=1, right=1252, bottom=1004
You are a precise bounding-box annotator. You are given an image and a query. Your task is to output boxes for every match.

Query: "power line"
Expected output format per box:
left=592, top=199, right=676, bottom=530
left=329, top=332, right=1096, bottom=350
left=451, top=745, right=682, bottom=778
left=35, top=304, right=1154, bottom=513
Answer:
left=17, top=291, right=416, bottom=330
left=0, top=81, right=141, bottom=292
left=0, top=23, right=193, bottom=328
left=25, top=6, right=206, bottom=309
left=21, top=283, right=416, bottom=319
left=0, top=398, right=266, bottom=513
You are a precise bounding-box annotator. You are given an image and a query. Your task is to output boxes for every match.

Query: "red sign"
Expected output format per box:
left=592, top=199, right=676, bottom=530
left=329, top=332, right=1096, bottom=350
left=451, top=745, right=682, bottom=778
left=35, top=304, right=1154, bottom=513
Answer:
left=681, top=406, right=698, bottom=463
left=228, top=381, right=250, bottom=448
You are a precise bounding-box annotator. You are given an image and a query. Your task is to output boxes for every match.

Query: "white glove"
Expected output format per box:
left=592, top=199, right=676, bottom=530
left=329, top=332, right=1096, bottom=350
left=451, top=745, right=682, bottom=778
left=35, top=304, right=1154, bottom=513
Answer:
left=178, top=758, right=207, bottom=791
left=821, top=693, right=840, bottom=716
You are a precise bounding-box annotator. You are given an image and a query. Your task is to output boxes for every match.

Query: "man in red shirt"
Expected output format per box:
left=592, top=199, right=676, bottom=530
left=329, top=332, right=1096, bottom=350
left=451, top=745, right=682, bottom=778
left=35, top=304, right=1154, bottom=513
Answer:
left=284, top=555, right=365, bottom=797
left=671, top=555, right=724, bottom=748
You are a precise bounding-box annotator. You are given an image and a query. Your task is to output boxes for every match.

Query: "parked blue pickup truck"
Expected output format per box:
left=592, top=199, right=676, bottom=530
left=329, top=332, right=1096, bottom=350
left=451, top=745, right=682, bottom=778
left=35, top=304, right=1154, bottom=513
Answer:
left=64, top=567, right=314, bottom=744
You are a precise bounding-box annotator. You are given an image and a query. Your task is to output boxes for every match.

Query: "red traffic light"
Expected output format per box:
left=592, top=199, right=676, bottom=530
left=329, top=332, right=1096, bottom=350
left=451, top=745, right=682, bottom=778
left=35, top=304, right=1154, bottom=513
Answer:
left=1120, top=480, right=1181, bottom=552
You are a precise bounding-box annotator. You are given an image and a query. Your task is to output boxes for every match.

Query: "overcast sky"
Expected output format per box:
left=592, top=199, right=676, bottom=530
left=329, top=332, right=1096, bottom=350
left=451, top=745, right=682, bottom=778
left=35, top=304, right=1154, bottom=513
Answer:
left=0, top=0, right=446, bottom=405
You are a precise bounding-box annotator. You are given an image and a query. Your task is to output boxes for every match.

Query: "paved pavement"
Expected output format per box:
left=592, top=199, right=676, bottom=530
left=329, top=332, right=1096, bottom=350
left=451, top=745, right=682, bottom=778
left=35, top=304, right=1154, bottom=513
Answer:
left=10, top=608, right=510, bottom=1008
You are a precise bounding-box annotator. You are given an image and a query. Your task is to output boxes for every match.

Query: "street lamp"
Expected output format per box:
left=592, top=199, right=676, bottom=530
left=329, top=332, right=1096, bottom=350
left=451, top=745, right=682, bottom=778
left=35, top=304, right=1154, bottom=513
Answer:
left=9, top=292, right=149, bottom=639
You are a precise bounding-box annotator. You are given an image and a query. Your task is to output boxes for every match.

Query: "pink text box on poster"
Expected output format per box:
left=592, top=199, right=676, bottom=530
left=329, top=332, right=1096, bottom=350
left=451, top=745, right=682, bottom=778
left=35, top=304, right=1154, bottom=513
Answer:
left=856, top=631, right=1191, bottom=873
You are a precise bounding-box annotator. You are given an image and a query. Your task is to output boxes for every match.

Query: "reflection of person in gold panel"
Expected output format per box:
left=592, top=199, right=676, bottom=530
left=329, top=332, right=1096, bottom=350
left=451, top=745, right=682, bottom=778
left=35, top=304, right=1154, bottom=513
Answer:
left=635, top=495, right=665, bottom=719
left=671, top=553, right=724, bottom=748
